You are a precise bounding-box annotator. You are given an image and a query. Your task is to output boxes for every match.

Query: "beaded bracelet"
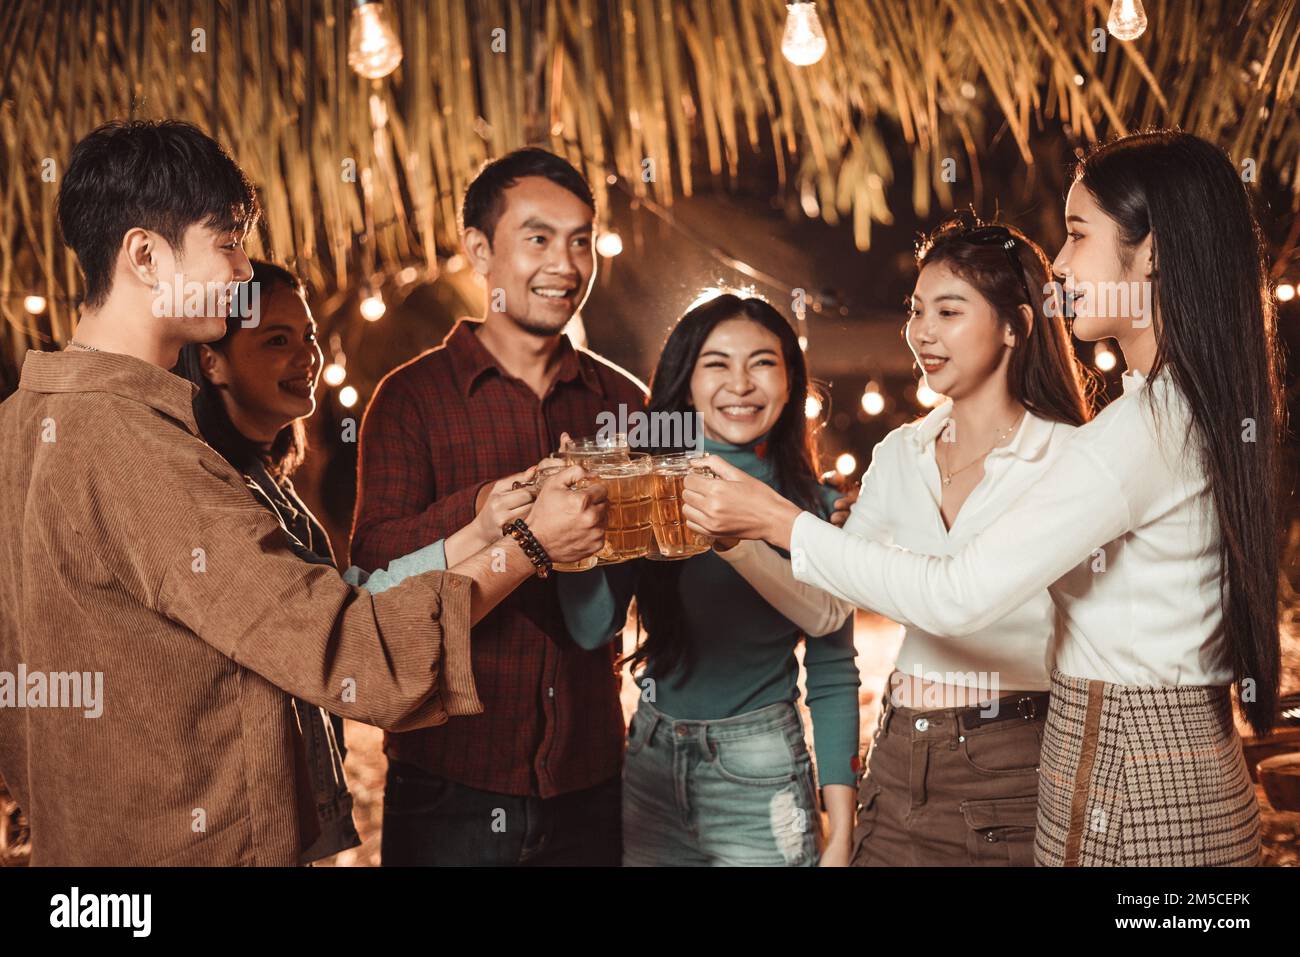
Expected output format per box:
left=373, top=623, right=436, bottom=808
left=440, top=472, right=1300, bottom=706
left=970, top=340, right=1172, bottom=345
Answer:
left=501, top=517, right=552, bottom=578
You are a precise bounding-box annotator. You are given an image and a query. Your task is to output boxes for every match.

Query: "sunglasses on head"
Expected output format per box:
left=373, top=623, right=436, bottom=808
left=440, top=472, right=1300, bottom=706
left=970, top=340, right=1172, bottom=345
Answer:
left=958, top=225, right=1037, bottom=312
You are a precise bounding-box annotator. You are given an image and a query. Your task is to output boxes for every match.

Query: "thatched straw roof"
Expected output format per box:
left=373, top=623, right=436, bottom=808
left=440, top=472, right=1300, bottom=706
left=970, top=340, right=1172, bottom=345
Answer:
left=2, top=0, right=1298, bottom=360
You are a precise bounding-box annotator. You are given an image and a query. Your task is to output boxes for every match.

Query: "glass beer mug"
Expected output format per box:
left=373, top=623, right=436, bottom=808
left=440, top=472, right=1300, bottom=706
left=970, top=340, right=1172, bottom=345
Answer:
left=648, top=453, right=714, bottom=559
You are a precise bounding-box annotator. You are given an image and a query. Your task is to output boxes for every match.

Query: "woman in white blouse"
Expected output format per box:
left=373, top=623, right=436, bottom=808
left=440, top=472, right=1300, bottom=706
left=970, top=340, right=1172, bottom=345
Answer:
left=684, top=130, right=1284, bottom=866
left=831, top=217, right=1092, bottom=865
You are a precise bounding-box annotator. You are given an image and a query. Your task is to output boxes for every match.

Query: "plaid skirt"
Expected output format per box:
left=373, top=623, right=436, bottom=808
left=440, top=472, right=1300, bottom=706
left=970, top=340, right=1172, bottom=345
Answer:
left=1035, top=670, right=1260, bottom=866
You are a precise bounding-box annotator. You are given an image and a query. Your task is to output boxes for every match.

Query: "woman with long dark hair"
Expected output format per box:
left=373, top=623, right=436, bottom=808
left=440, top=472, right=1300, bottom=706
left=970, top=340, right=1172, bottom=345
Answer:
left=557, top=292, right=860, bottom=866
left=175, top=261, right=605, bottom=862
left=686, top=130, right=1284, bottom=866
left=838, top=216, right=1094, bottom=866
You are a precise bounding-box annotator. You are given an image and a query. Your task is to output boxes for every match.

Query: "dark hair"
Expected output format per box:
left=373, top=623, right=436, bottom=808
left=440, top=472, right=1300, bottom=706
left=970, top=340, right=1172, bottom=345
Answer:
left=174, top=261, right=308, bottom=479
left=57, top=119, right=259, bottom=309
left=630, top=293, right=826, bottom=680
left=460, top=147, right=594, bottom=244
left=915, top=216, right=1094, bottom=427
left=1077, top=129, right=1285, bottom=735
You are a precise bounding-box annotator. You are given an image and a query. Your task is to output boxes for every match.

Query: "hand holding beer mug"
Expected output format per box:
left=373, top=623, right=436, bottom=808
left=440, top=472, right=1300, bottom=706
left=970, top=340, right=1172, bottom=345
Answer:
left=522, top=464, right=609, bottom=570
left=474, top=467, right=540, bottom=546
left=682, top=453, right=800, bottom=544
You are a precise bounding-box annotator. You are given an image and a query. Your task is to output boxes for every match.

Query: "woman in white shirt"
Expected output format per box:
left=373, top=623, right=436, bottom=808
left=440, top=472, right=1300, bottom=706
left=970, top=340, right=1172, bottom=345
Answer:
left=822, top=217, right=1093, bottom=865
left=683, top=130, right=1284, bottom=866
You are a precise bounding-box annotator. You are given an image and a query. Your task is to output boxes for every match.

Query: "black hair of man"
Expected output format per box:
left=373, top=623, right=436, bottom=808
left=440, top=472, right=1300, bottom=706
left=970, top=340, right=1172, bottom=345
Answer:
left=57, top=119, right=260, bottom=308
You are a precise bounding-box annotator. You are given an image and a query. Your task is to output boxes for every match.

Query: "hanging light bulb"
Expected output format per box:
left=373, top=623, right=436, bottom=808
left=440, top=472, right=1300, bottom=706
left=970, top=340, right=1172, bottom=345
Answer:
left=1277, top=283, right=1295, bottom=302
left=360, top=290, right=386, bottom=321
left=338, top=385, right=359, bottom=408
left=782, top=2, right=827, bottom=67
left=323, top=362, right=347, bottom=386
left=1094, top=342, right=1118, bottom=372
left=595, top=230, right=624, bottom=258
left=23, top=295, right=46, bottom=314
left=804, top=395, right=822, bottom=419
left=348, top=0, right=403, bottom=79
left=861, top=384, right=885, bottom=416
left=1107, top=0, right=1148, bottom=42
left=916, top=383, right=942, bottom=408
left=835, top=453, right=857, bottom=477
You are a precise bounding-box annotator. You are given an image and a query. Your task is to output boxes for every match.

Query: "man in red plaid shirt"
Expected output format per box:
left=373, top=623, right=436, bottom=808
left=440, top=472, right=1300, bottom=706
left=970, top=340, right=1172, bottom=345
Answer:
left=351, top=149, right=647, bottom=865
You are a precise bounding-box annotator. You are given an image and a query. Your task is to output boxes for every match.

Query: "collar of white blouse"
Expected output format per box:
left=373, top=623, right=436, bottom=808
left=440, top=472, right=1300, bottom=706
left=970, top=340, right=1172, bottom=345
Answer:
left=1121, top=365, right=1148, bottom=395
left=906, top=397, right=1054, bottom=464
left=901, top=401, right=1059, bottom=537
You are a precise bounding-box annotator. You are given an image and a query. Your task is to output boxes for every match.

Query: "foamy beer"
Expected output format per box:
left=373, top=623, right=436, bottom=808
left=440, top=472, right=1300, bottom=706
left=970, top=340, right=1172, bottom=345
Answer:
left=523, top=466, right=601, bottom=571
left=593, top=452, right=653, bottom=562
left=650, top=454, right=714, bottom=558
left=561, top=433, right=630, bottom=470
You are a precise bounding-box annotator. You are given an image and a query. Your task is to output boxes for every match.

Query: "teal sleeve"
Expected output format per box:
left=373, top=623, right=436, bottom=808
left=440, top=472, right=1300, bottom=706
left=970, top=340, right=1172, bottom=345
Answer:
left=803, top=615, right=860, bottom=787
left=816, top=481, right=842, bottom=519
left=556, top=561, right=638, bottom=650
left=341, top=538, right=448, bottom=593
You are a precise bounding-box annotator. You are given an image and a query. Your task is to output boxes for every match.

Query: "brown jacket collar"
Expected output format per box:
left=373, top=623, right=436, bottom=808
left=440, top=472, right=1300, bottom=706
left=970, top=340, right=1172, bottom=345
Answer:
left=18, top=348, right=201, bottom=435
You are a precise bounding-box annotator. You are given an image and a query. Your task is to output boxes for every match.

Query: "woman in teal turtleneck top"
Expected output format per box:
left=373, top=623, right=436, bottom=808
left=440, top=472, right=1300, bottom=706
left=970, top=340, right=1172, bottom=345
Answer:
left=557, top=294, right=859, bottom=866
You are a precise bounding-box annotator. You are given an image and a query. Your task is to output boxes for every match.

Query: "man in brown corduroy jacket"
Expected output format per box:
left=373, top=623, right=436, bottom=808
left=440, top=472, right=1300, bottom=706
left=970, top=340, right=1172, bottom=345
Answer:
left=0, top=120, right=608, bottom=865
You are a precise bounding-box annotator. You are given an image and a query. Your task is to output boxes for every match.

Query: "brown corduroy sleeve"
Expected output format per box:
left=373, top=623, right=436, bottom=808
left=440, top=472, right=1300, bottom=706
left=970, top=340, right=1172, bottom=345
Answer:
left=69, top=418, right=482, bottom=731
left=159, top=491, right=482, bottom=730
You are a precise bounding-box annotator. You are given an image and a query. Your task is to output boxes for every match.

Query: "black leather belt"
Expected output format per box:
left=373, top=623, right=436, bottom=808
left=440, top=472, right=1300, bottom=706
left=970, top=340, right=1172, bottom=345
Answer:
left=956, top=692, right=1050, bottom=732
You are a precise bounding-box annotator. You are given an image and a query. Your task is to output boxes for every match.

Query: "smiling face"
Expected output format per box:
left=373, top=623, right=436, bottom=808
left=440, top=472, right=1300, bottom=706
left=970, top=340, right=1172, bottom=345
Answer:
left=906, top=262, right=1018, bottom=401
left=689, top=317, right=790, bottom=446
left=153, top=223, right=254, bottom=344
left=200, top=287, right=323, bottom=444
left=464, top=176, right=595, bottom=337
left=1051, top=181, right=1154, bottom=342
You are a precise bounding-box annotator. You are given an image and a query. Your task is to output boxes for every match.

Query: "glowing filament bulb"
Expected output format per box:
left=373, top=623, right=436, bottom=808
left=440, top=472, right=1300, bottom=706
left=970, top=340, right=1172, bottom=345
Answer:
left=1107, top=0, right=1148, bottom=42
left=782, top=2, right=827, bottom=67
left=348, top=1, right=403, bottom=79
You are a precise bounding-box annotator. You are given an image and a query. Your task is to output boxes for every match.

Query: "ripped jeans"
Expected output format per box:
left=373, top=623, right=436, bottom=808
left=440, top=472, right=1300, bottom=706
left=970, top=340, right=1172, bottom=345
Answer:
left=621, top=698, right=819, bottom=866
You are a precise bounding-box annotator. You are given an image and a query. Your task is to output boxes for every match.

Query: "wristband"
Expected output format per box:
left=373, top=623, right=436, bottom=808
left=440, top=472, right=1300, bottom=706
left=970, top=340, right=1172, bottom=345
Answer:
left=501, top=517, right=552, bottom=578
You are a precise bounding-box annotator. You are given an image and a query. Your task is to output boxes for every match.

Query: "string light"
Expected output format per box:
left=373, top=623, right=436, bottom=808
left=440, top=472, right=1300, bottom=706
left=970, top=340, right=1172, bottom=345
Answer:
left=323, top=362, right=347, bottom=386
left=595, top=230, right=624, bottom=258
left=347, top=0, right=403, bottom=79
left=1107, top=0, right=1148, bottom=42
left=338, top=385, right=359, bottom=408
left=1094, top=342, right=1118, bottom=371
left=23, top=295, right=46, bottom=314
left=1278, top=283, right=1296, bottom=302
left=782, top=2, right=828, bottom=67
left=916, top=383, right=942, bottom=407
left=835, top=452, right=857, bottom=477
left=359, top=290, right=386, bottom=321
left=805, top=395, right=823, bottom=419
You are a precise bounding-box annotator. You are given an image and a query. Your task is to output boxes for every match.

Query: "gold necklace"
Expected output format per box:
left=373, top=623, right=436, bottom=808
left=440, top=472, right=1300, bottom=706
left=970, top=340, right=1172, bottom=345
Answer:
left=938, top=413, right=1024, bottom=487
left=67, top=339, right=100, bottom=352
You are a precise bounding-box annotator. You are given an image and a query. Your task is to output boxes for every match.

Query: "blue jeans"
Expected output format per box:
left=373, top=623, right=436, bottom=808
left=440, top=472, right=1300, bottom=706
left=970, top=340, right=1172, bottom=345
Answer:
left=622, top=698, right=820, bottom=866
left=380, top=761, right=621, bottom=866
